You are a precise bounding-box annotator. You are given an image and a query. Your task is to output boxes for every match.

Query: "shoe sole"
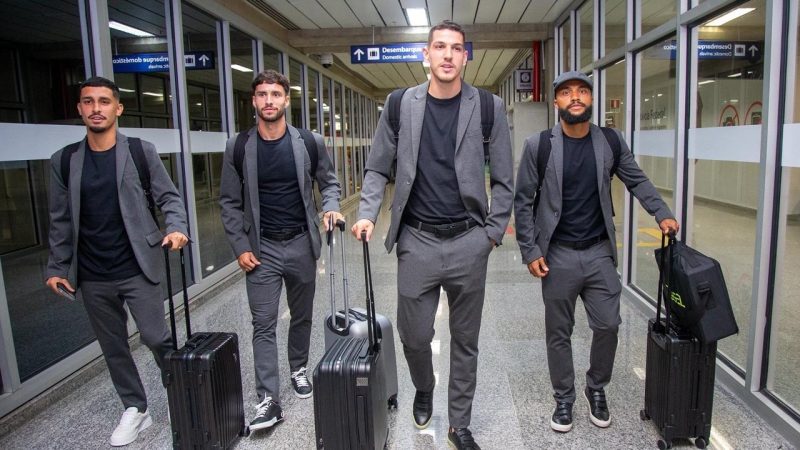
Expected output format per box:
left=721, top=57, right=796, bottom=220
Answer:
left=294, top=390, right=313, bottom=399
left=550, top=419, right=573, bottom=433
left=109, top=414, right=153, bottom=446
left=413, top=412, right=432, bottom=430
left=249, top=416, right=284, bottom=432
left=584, top=391, right=611, bottom=428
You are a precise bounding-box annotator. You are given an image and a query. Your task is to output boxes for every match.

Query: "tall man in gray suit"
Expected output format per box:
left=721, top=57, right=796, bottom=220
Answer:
left=352, top=21, right=513, bottom=450
left=219, top=70, right=342, bottom=432
left=514, top=71, right=679, bottom=433
left=46, top=77, right=189, bottom=447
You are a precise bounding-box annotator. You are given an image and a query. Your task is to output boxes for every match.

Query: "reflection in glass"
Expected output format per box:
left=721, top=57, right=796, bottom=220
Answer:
left=690, top=0, right=764, bottom=370
left=562, top=18, right=572, bottom=72
left=579, top=0, right=593, bottom=69
left=640, top=0, right=676, bottom=36
left=605, top=0, right=626, bottom=56
left=230, top=27, right=255, bottom=132
left=632, top=37, right=676, bottom=299
left=264, top=44, right=281, bottom=73
left=289, top=58, right=304, bottom=128
left=344, top=88, right=354, bottom=195
left=603, top=60, right=626, bottom=266
left=308, top=68, right=320, bottom=133
left=333, top=82, right=345, bottom=196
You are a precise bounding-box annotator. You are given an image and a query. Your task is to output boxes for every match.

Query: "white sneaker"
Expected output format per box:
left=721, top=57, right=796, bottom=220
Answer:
left=109, top=407, right=153, bottom=446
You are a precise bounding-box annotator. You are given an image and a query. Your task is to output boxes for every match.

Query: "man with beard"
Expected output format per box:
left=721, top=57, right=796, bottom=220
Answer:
left=352, top=20, right=513, bottom=450
left=219, top=70, right=342, bottom=432
left=46, top=76, right=189, bottom=446
left=514, top=71, right=679, bottom=433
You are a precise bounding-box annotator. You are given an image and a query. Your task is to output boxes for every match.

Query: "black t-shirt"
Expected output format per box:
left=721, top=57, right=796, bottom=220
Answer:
left=78, top=146, right=142, bottom=281
left=552, top=133, right=606, bottom=242
left=257, top=131, right=306, bottom=232
left=405, top=92, right=469, bottom=224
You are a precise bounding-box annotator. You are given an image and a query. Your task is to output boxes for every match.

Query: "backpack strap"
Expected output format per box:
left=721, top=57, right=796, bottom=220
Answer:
left=600, top=127, right=621, bottom=177
left=297, top=128, right=318, bottom=176
left=233, top=129, right=251, bottom=182
left=127, top=137, right=157, bottom=225
left=386, top=87, right=408, bottom=141
left=533, top=129, right=552, bottom=214
left=59, top=141, right=82, bottom=185
left=478, top=88, right=494, bottom=163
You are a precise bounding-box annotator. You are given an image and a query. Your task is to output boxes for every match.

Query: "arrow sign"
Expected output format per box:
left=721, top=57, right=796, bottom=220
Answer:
left=748, top=45, right=758, bottom=57
left=353, top=48, right=365, bottom=61
left=350, top=42, right=473, bottom=64
left=198, top=54, right=210, bottom=66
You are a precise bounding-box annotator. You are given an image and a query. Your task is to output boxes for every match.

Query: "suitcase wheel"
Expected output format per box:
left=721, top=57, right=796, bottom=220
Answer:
left=657, top=439, right=672, bottom=450
left=639, top=409, right=650, bottom=421
left=694, top=437, right=708, bottom=449
left=388, top=394, right=398, bottom=410
left=240, top=425, right=250, bottom=437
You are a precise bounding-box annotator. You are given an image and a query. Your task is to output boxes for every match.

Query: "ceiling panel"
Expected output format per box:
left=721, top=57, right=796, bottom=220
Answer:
left=372, top=0, right=407, bottom=27
left=265, top=0, right=320, bottom=28
left=453, top=0, right=479, bottom=25
left=497, top=0, right=530, bottom=23
left=485, top=48, right=520, bottom=86
left=474, top=1, right=503, bottom=24
left=474, top=48, right=503, bottom=86
left=464, top=48, right=486, bottom=86
left=542, top=0, right=574, bottom=23
left=320, top=0, right=364, bottom=27
left=427, top=1, right=452, bottom=24
left=288, top=1, right=340, bottom=27
left=346, top=0, right=385, bottom=26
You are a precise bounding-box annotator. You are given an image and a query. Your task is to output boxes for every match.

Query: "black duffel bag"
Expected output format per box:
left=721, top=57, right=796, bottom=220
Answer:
left=655, top=237, right=738, bottom=343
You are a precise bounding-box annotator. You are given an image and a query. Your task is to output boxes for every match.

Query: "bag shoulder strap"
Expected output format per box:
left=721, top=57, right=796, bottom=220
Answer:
left=297, top=128, right=318, bottom=176
left=533, top=129, right=553, bottom=213
left=478, top=88, right=494, bottom=162
left=59, top=141, right=82, bottom=185
left=127, top=138, right=157, bottom=224
left=600, top=127, right=621, bottom=177
left=387, top=87, right=408, bottom=141
left=233, top=128, right=252, bottom=181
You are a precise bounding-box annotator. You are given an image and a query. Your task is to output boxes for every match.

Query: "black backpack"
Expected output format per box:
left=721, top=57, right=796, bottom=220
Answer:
left=386, top=87, right=495, bottom=162
left=60, top=137, right=157, bottom=223
left=533, top=127, right=621, bottom=215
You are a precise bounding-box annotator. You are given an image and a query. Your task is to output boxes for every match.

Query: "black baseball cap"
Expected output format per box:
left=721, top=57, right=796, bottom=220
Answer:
left=553, top=71, right=593, bottom=92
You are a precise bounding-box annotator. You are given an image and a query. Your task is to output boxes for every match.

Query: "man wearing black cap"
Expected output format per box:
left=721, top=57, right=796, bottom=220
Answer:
left=514, top=71, right=679, bottom=433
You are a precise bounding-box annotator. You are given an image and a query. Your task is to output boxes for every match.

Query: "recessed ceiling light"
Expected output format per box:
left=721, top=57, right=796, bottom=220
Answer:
left=231, top=64, right=252, bottom=72
left=109, top=21, right=154, bottom=37
left=728, top=72, right=742, bottom=78
left=698, top=80, right=715, bottom=85
left=406, top=8, right=428, bottom=27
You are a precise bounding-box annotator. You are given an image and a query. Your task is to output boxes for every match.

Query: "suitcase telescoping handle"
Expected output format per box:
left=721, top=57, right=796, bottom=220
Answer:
left=656, top=233, right=676, bottom=333
left=326, top=217, right=349, bottom=331
left=164, top=243, right=191, bottom=350
left=361, top=230, right=380, bottom=354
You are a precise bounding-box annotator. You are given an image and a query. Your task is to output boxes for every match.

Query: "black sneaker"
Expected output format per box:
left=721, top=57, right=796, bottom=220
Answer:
left=250, top=395, right=283, bottom=431
left=584, top=387, right=611, bottom=428
left=290, top=367, right=313, bottom=399
left=447, top=427, right=481, bottom=450
left=412, top=390, right=433, bottom=429
left=550, top=401, right=573, bottom=432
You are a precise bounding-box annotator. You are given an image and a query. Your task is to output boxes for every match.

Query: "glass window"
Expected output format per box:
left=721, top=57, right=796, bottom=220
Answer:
left=230, top=27, right=256, bottom=133
left=631, top=37, right=677, bottom=298
left=561, top=18, right=572, bottom=72
left=688, top=0, right=765, bottom=371
left=344, top=88, right=354, bottom=195
left=640, top=0, right=676, bottom=36
left=289, top=58, right=303, bottom=128
left=602, top=60, right=627, bottom=266
left=308, top=68, right=320, bottom=133
left=333, top=82, right=345, bottom=196
left=771, top=0, right=800, bottom=411
left=605, top=0, right=626, bottom=56
left=263, top=43, right=281, bottom=73
left=579, top=1, right=594, bottom=69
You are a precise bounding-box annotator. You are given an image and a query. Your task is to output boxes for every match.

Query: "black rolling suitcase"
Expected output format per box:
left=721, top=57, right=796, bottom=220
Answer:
left=163, top=248, right=248, bottom=449
left=313, top=232, right=389, bottom=450
left=641, top=235, right=716, bottom=450
left=323, top=219, right=398, bottom=410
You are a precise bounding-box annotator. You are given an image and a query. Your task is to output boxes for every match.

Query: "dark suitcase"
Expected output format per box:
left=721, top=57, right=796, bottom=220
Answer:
left=313, top=231, right=389, bottom=450
left=654, top=238, right=738, bottom=343
left=641, top=235, right=716, bottom=450
left=323, top=220, right=398, bottom=410
left=163, top=248, right=248, bottom=449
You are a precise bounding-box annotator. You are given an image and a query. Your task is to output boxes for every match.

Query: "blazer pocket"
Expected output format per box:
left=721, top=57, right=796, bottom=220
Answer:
left=145, top=230, right=163, bottom=247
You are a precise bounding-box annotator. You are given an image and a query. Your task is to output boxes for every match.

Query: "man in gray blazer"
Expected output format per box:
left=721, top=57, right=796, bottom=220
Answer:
left=219, top=70, right=342, bottom=433
left=352, top=21, right=513, bottom=450
left=45, top=77, right=189, bottom=446
left=514, top=71, right=679, bottom=433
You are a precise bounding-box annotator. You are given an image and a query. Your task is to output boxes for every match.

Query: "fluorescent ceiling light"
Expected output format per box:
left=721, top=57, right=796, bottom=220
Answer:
left=118, top=88, right=135, bottom=93
left=406, top=8, right=428, bottom=26
left=142, top=91, right=163, bottom=97
left=728, top=72, right=742, bottom=78
left=704, top=8, right=755, bottom=27
left=231, top=64, right=252, bottom=72
left=109, top=20, right=154, bottom=37
left=290, top=85, right=302, bottom=91
left=657, top=93, right=663, bottom=97
left=698, top=80, right=715, bottom=85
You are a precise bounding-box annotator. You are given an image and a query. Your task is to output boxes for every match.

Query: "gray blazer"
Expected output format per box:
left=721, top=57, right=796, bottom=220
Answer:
left=218, top=125, right=340, bottom=261
left=46, top=133, right=189, bottom=286
left=514, top=123, right=674, bottom=266
left=357, top=81, right=514, bottom=252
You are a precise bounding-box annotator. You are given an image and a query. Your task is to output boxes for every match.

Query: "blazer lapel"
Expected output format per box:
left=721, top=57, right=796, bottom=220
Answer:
left=551, top=124, right=565, bottom=198
left=288, top=126, right=307, bottom=205
left=590, top=125, right=606, bottom=194
left=245, top=127, right=260, bottom=228
left=455, top=84, right=476, bottom=155
left=410, top=83, right=428, bottom=167
left=70, top=139, right=87, bottom=234
left=115, top=132, right=129, bottom=192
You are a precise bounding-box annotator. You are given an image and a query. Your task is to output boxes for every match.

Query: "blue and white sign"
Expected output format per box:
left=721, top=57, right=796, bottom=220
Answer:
left=112, top=51, right=215, bottom=73
left=350, top=42, right=473, bottom=64
left=647, top=41, right=763, bottom=61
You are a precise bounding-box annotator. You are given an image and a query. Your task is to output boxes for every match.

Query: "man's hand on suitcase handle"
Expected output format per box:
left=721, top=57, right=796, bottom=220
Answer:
left=323, top=210, right=345, bottom=232
left=352, top=219, right=374, bottom=242
left=161, top=231, right=189, bottom=251
left=659, top=218, right=680, bottom=237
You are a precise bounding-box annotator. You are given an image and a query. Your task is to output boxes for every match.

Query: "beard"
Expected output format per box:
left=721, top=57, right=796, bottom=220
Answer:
left=558, top=104, right=593, bottom=124
left=258, top=106, right=285, bottom=123
left=88, top=125, right=111, bottom=133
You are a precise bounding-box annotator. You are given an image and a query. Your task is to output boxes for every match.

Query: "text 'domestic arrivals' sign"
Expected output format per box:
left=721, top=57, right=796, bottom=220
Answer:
left=112, top=51, right=215, bottom=73
left=350, top=43, right=473, bottom=64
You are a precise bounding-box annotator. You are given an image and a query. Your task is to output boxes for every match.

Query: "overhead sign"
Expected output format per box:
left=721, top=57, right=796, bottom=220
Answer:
left=648, top=40, right=763, bottom=62
left=112, top=51, right=215, bottom=73
left=350, top=42, right=473, bottom=64
left=515, top=69, right=532, bottom=91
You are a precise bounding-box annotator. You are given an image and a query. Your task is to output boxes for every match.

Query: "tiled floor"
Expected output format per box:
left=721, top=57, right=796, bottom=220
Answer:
left=0, top=201, right=795, bottom=450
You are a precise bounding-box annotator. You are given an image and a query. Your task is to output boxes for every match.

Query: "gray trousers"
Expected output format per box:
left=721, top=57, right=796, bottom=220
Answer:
left=80, top=273, right=172, bottom=412
left=396, top=225, right=493, bottom=428
left=246, top=233, right=316, bottom=403
left=541, top=240, right=622, bottom=403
